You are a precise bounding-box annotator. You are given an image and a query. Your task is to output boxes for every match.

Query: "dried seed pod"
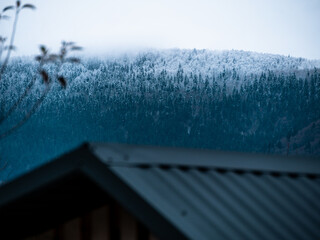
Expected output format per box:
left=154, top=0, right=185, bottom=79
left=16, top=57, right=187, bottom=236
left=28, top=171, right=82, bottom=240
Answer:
left=57, top=76, right=67, bottom=88
left=35, top=55, right=42, bottom=62
left=0, top=37, right=7, bottom=43
left=0, top=14, right=10, bottom=20
left=22, top=4, right=36, bottom=10
left=70, top=46, right=83, bottom=51
left=40, top=70, right=49, bottom=84
left=3, top=6, right=14, bottom=12
left=67, top=57, right=81, bottom=63
left=39, top=45, right=48, bottom=55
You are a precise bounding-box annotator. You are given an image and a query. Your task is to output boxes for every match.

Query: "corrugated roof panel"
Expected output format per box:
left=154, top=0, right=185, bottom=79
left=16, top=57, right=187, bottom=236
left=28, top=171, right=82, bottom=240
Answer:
left=266, top=176, right=319, bottom=232
left=221, top=172, right=288, bottom=239
left=192, top=171, right=268, bottom=239
left=172, top=169, right=257, bottom=240
left=247, top=175, right=313, bottom=239
left=110, top=165, right=320, bottom=240
left=111, top=167, right=212, bottom=240
left=208, top=171, right=281, bottom=239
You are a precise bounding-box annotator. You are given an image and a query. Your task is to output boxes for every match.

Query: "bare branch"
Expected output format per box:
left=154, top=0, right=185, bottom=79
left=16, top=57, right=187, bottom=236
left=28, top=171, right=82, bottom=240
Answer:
left=0, top=8, right=19, bottom=81
left=0, top=37, right=6, bottom=61
left=0, top=75, right=37, bottom=125
left=0, top=3, right=82, bottom=141
left=4, top=45, right=17, bottom=51
left=0, top=84, right=51, bottom=139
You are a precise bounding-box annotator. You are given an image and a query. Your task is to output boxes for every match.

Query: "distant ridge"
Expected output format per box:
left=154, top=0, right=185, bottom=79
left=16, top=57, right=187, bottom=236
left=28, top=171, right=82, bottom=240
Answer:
left=98, top=48, right=320, bottom=76
left=12, top=49, right=320, bottom=77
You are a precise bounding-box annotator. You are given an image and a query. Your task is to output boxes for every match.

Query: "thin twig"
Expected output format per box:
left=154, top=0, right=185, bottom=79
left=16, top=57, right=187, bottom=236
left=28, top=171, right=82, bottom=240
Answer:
left=0, top=75, right=37, bottom=124
left=0, top=83, right=51, bottom=139
left=0, top=8, right=19, bottom=81
left=0, top=63, right=43, bottom=124
left=0, top=42, right=4, bottom=62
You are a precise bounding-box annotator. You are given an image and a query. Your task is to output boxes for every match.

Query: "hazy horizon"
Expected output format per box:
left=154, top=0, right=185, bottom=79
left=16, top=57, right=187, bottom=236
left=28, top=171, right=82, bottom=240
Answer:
left=9, top=47, right=320, bottom=62
left=1, top=0, right=320, bottom=59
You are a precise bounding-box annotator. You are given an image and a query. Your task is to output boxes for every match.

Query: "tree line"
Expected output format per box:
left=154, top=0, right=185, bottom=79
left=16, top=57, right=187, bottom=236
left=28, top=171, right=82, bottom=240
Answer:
left=1, top=58, right=319, bottom=158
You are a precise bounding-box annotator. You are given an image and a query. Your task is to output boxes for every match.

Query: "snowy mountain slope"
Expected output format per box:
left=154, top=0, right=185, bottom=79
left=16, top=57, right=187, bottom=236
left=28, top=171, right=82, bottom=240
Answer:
left=1, top=48, right=319, bottom=172
left=5, top=48, right=320, bottom=100
left=107, top=49, right=320, bottom=77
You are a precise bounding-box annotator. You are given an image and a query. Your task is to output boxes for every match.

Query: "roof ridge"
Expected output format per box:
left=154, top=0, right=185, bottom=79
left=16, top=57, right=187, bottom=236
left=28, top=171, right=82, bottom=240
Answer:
left=91, top=143, right=320, bottom=176
left=103, top=161, right=319, bottom=180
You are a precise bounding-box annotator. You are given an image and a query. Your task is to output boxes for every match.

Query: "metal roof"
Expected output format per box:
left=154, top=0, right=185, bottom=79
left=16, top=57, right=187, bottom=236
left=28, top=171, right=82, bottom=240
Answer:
left=0, top=143, right=320, bottom=240
left=92, top=143, right=320, bottom=240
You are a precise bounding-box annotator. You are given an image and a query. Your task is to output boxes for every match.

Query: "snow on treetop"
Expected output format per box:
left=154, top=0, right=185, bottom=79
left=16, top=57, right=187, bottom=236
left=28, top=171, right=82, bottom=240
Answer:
left=105, top=48, right=320, bottom=76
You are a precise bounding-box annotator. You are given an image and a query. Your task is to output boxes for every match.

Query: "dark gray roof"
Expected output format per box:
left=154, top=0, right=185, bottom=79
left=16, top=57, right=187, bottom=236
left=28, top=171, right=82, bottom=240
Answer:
left=1, top=143, right=320, bottom=240
left=92, top=143, right=320, bottom=240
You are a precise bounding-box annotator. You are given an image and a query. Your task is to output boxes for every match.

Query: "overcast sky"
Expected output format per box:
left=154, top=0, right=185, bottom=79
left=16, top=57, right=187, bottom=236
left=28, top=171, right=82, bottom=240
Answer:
left=1, top=0, right=320, bottom=59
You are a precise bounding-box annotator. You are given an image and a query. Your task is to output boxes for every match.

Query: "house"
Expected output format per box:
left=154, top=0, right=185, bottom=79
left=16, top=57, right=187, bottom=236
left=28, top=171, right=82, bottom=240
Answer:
left=0, top=143, right=319, bottom=240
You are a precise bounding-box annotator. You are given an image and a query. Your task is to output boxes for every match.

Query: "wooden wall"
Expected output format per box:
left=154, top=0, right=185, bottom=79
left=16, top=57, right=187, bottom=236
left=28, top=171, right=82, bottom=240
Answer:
left=25, top=202, right=159, bottom=240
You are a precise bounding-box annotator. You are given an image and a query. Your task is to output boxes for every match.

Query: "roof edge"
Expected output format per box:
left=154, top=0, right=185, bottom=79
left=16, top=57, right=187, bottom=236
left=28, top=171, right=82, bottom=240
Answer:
left=0, top=143, right=94, bottom=207
left=90, top=143, right=320, bottom=175
left=0, top=143, right=188, bottom=240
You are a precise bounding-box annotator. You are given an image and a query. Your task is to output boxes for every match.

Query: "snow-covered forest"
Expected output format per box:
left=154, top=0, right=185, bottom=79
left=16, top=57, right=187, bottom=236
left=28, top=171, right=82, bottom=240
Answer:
left=1, top=49, right=320, bottom=181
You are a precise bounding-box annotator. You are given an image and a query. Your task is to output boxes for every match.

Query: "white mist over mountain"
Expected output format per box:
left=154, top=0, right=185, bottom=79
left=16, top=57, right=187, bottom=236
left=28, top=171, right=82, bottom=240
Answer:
left=1, top=0, right=320, bottom=59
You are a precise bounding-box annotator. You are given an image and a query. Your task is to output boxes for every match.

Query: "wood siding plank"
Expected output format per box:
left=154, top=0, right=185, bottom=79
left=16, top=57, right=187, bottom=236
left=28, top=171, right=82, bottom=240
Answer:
left=60, top=217, right=81, bottom=240
left=90, top=205, right=110, bottom=240
left=119, top=206, right=138, bottom=240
